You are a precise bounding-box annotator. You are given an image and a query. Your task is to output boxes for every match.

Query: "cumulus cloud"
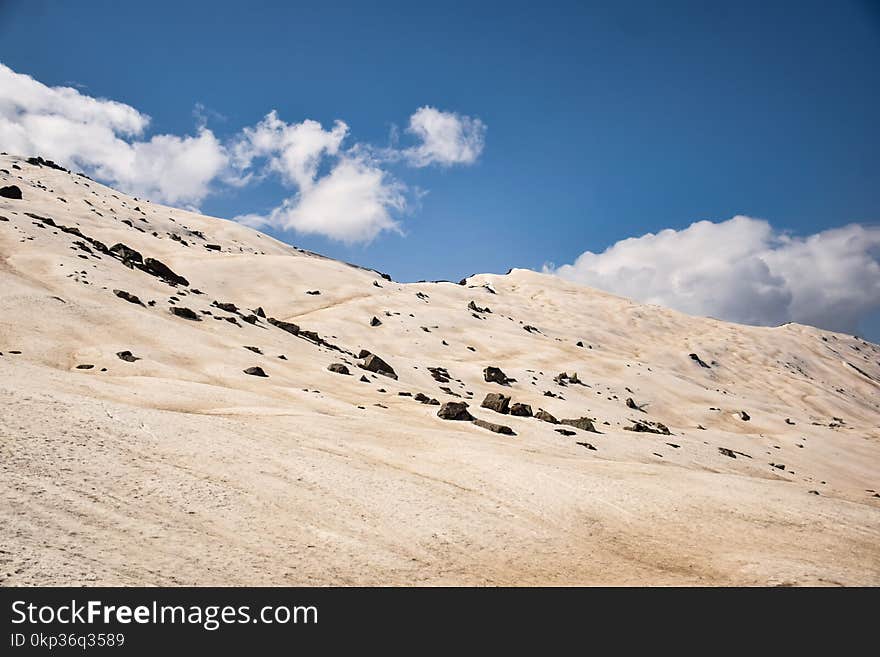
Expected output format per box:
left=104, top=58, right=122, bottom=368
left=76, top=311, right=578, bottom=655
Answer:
left=403, top=106, right=486, bottom=167
left=0, top=63, right=227, bottom=205
left=231, top=113, right=406, bottom=243
left=0, top=63, right=485, bottom=242
left=545, top=216, right=880, bottom=334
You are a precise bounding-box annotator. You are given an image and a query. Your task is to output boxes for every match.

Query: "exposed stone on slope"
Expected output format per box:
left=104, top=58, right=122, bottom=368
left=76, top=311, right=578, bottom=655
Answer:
left=360, top=353, right=397, bottom=379
left=0, top=185, right=22, bottom=199
left=437, top=402, right=473, bottom=421
left=243, top=366, right=268, bottom=377
left=169, top=306, right=201, bottom=321
left=560, top=417, right=599, bottom=433
left=472, top=418, right=515, bottom=435
left=112, top=289, right=145, bottom=307
left=116, top=351, right=140, bottom=362
left=481, top=393, right=511, bottom=414
left=509, top=402, right=533, bottom=417
left=535, top=409, right=558, bottom=424
left=268, top=317, right=300, bottom=335
left=328, top=363, right=350, bottom=375
left=144, top=258, right=189, bottom=287
left=483, top=366, right=511, bottom=385
left=624, top=419, right=671, bottom=435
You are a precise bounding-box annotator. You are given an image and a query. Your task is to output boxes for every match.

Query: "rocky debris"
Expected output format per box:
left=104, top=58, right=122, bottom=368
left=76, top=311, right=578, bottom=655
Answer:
left=268, top=317, right=300, bottom=335
left=770, top=463, right=786, bottom=470
left=624, top=419, right=671, bottom=435
left=509, top=402, right=533, bottom=417
left=523, top=325, right=540, bottom=334
left=306, top=290, right=321, bottom=295
left=808, top=490, right=820, bottom=495
left=250, top=306, right=265, bottom=318
left=76, top=364, right=94, bottom=370
left=242, top=314, right=259, bottom=325
left=576, top=441, right=597, bottom=451
left=416, top=291, right=429, bottom=300
left=213, top=301, right=239, bottom=313
left=300, top=329, right=321, bottom=343
left=144, top=257, right=189, bottom=287
left=472, top=418, right=515, bottom=435
left=359, top=375, right=369, bottom=382
left=243, top=346, right=263, bottom=354
left=370, top=316, right=382, bottom=327
left=535, top=409, right=558, bottom=424
left=113, top=289, right=145, bottom=307
left=481, top=393, right=511, bottom=414
left=739, top=411, right=751, bottom=421
left=170, top=306, right=201, bottom=321
left=26, top=156, right=68, bottom=171
left=437, top=401, right=474, bottom=421
left=718, top=447, right=752, bottom=459
left=360, top=353, right=397, bottom=379
left=561, top=417, right=599, bottom=433
left=553, top=372, right=582, bottom=386
left=428, top=366, right=451, bottom=383
left=116, top=351, right=140, bottom=362
left=625, top=397, right=646, bottom=412
left=328, top=363, right=350, bottom=375
left=399, top=392, right=412, bottom=397
left=785, top=418, right=795, bottom=425
left=483, top=366, right=512, bottom=385
left=468, top=300, right=491, bottom=313
left=358, top=349, right=372, bottom=359
left=0, top=185, right=22, bottom=199
left=555, top=428, right=576, bottom=436
left=414, top=393, right=440, bottom=405
left=205, top=244, right=221, bottom=251
left=243, top=366, right=268, bottom=377
left=689, top=353, right=711, bottom=368
left=439, top=386, right=461, bottom=397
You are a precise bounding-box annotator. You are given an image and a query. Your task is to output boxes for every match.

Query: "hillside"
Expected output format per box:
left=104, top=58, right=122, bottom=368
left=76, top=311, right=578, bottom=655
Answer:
left=1, top=153, right=879, bottom=585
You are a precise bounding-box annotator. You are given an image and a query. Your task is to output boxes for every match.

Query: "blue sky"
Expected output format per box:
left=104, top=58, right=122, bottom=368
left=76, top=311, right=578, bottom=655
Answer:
left=2, top=0, right=879, bottom=337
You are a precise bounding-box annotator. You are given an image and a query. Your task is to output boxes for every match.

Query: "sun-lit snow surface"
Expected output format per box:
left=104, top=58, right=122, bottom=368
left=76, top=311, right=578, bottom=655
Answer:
left=1, top=154, right=879, bottom=585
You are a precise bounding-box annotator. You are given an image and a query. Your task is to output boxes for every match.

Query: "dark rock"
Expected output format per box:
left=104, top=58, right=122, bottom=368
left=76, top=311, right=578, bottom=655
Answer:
left=144, top=258, right=189, bottom=286
left=0, top=185, right=22, bottom=199
left=242, top=314, right=258, bottom=325
left=483, top=366, right=511, bottom=385
left=467, top=300, right=491, bottom=313
left=576, top=441, right=597, bottom=451
left=361, top=353, right=397, bottom=379
left=254, top=306, right=266, bottom=318
left=205, top=244, right=221, bottom=251
left=739, top=411, right=751, bottom=421
left=718, top=447, right=737, bottom=459
left=169, top=306, right=201, bottom=321
left=244, top=346, right=263, bottom=354
left=370, top=316, right=382, bottom=326
left=76, top=364, right=94, bottom=370
left=328, top=363, right=350, bottom=375
left=624, top=419, right=671, bottom=435
left=535, top=409, right=558, bottom=424
left=358, top=349, right=372, bottom=359
left=561, top=417, right=599, bottom=433
left=509, top=402, right=533, bottom=417
left=268, top=317, right=300, bottom=335
left=398, top=392, right=412, bottom=397
left=116, top=351, right=139, bottom=362
left=523, top=325, right=540, bottom=334
left=689, top=353, right=711, bottom=368
left=113, top=289, right=145, bottom=307
left=243, top=366, right=268, bottom=377
left=437, top=402, right=473, bottom=421
left=472, top=418, right=515, bottom=435
left=785, top=418, right=795, bottom=425
left=414, top=392, right=436, bottom=404
left=428, top=366, right=450, bottom=383
left=625, top=397, right=645, bottom=412
left=213, top=301, right=239, bottom=313
left=306, top=290, right=321, bottom=295
left=481, top=392, right=511, bottom=414
left=555, top=428, right=576, bottom=436
left=576, top=341, right=584, bottom=347
left=359, top=375, right=369, bottom=382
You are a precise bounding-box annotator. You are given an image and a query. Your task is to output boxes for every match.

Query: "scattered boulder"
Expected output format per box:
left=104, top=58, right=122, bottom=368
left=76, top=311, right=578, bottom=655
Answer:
left=112, top=289, right=145, bottom=307
left=205, top=244, right=221, bottom=251
left=144, top=258, right=189, bottom=286
left=76, top=364, right=94, bottom=370
left=428, top=366, right=451, bottom=383
left=561, top=417, right=599, bottom=433
left=414, top=393, right=440, bottom=405
left=109, top=243, right=143, bottom=266
left=242, top=314, right=258, bottom=325
left=624, top=419, right=671, bottom=435
left=481, top=392, right=511, bottom=414
left=254, top=306, right=266, bottom=318
left=689, top=353, right=711, bottom=368
left=116, top=351, right=139, bottom=362
left=169, top=306, right=201, bottom=321
left=213, top=301, right=239, bottom=313
left=785, top=418, right=795, bottom=425
left=467, top=300, right=491, bottom=314
left=718, top=447, right=737, bottom=459
left=0, top=185, right=22, bottom=199
left=370, top=316, right=382, bottom=327
left=509, top=402, right=533, bottom=417
left=739, top=411, right=751, bottom=421
left=555, top=428, right=576, bottom=436
left=576, top=441, right=597, bottom=451
left=472, top=418, right=515, bottom=435
left=243, top=366, right=268, bottom=377
left=360, top=353, right=397, bottom=379
left=243, top=346, right=263, bottom=354
left=268, top=317, right=300, bottom=335
left=483, top=366, right=511, bottom=385
left=328, top=363, right=351, bottom=375
left=359, top=375, right=369, bottom=382
left=625, top=397, right=645, bottom=412
left=535, top=409, right=558, bottom=424
left=358, top=349, right=372, bottom=359
left=306, top=290, right=321, bottom=295
left=523, top=325, right=540, bottom=334
left=437, top=402, right=474, bottom=421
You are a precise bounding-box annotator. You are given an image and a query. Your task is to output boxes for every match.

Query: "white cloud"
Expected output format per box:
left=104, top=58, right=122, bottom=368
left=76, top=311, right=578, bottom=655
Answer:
left=403, top=106, right=486, bottom=167
left=545, top=216, right=880, bottom=334
left=0, top=63, right=485, bottom=242
left=0, top=63, right=227, bottom=205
